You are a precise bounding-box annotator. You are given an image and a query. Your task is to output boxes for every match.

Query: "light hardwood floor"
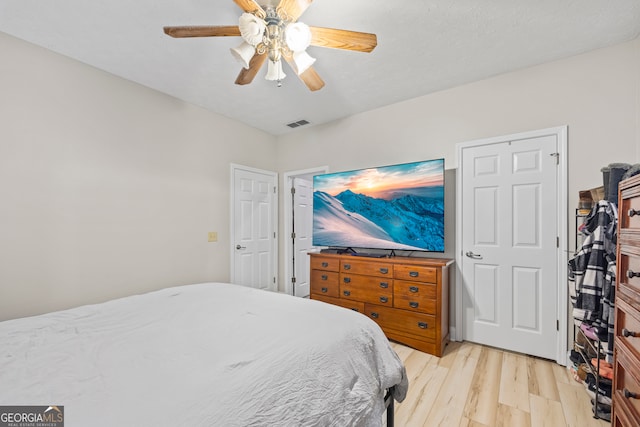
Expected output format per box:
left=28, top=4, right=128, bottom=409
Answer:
left=391, top=341, right=610, bottom=427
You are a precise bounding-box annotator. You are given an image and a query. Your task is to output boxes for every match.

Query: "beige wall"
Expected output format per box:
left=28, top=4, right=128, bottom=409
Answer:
left=0, top=33, right=277, bottom=320
left=2, top=30, right=639, bottom=321
left=275, top=38, right=640, bottom=336
left=276, top=37, right=640, bottom=256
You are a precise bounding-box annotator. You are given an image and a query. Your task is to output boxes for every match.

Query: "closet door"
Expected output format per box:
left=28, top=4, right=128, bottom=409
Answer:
left=458, top=130, right=564, bottom=361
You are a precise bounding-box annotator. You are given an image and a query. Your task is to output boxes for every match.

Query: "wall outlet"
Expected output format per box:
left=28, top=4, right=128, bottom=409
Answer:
left=208, top=231, right=218, bottom=242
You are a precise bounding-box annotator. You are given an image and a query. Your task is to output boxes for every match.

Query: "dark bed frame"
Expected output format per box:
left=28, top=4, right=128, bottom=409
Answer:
left=384, top=387, right=395, bottom=427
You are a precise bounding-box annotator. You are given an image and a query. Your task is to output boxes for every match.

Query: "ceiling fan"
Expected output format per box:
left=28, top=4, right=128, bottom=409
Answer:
left=163, top=0, right=377, bottom=91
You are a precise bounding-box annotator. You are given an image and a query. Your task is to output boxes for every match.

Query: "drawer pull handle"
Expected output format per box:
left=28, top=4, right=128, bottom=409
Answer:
left=628, top=270, right=640, bottom=279
left=343, top=277, right=351, bottom=284
left=351, top=308, right=359, bottom=312
left=343, top=290, right=351, bottom=297
left=380, top=268, right=389, bottom=274
left=409, top=302, right=419, bottom=308
left=629, top=209, right=640, bottom=217
left=371, top=312, right=379, bottom=319
left=409, top=286, right=419, bottom=293
left=321, top=275, right=328, bottom=281
left=321, top=287, right=328, bottom=293
left=624, top=389, right=638, bottom=400
left=409, top=271, right=419, bottom=278
left=622, top=328, right=638, bottom=338
left=321, top=262, right=329, bottom=268
left=379, top=296, right=389, bottom=303
left=379, top=282, right=389, bottom=289
left=344, top=264, right=351, bottom=270
left=418, top=322, right=428, bottom=329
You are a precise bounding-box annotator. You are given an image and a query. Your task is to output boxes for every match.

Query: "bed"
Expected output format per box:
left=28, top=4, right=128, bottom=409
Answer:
left=0, top=282, right=408, bottom=426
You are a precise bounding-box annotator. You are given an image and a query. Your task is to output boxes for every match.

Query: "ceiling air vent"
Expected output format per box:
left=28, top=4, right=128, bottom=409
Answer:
left=286, top=119, right=310, bottom=129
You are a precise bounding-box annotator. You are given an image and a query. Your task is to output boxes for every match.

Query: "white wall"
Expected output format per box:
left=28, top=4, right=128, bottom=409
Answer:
left=0, top=33, right=278, bottom=321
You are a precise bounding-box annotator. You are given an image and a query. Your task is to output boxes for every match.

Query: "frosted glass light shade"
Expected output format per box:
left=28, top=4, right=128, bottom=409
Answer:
left=265, top=60, right=286, bottom=81
left=285, top=22, right=312, bottom=52
left=292, top=50, right=316, bottom=75
left=238, top=13, right=266, bottom=46
left=230, top=42, right=256, bottom=69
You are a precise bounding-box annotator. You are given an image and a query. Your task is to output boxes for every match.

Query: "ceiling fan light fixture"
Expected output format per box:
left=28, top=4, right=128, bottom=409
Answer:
left=265, top=59, right=286, bottom=84
left=292, top=50, right=316, bottom=75
left=230, top=42, right=256, bottom=69
left=165, top=1, right=376, bottom=91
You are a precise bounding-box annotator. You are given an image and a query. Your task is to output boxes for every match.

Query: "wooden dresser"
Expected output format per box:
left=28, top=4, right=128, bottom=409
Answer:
left=309, top=253, right=453, bottom=357
left=613, top=174, right=640, bottom=425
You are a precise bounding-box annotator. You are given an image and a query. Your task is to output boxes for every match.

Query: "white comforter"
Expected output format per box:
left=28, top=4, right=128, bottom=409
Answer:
left=0, top=283, right=408, bottom=426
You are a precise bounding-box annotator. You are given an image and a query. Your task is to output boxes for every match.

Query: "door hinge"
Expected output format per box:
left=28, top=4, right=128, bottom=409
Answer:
left=550, top=152, right=559, bottom=165
left=291, top=187, right=296, bottom=195
left=556, top=320, right=559, bottom=331
left=291, top=232, right=296, bottom=239
left=292, top=277, right=296, bottom=283
left=274, top=186, right=277, bottom=193
left=557, top=237, right=559, bottom=248
left=273, top=277, right=276, bottom=284
left=274, top=232, right=276, bottom=238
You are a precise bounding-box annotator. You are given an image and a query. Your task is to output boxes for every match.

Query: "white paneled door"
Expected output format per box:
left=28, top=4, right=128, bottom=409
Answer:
left=231, top=165, right=277, bottom=291
left=459, top=130, right=565, bottom=361
left=292, top=177, right=313, bottom=297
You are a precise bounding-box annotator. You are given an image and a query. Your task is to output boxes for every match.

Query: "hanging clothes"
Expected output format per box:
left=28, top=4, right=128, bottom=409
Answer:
left=568, top=200, right=617, bottom=362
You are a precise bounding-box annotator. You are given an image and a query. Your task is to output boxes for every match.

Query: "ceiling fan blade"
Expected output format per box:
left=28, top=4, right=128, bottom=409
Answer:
left=283, top=56, right=324, bottom=91
left=164, top=26, right=241, bottom=38
left=309, top=26, right=377, bottom=53
left=234, top=0, right=266, bottom=18
left=235, top=52, right=268, bottom=85
left=277, top=0, right=313, bottom=22
left=297, top=66, right=325, bottom=91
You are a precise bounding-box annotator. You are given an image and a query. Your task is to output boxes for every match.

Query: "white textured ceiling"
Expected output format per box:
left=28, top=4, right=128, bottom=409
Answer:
left=1, top=1, right=639, bottom=136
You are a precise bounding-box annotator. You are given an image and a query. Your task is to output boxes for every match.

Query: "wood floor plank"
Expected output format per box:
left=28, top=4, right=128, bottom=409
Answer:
left=495, top=403, right=531, bottom=427
left=555, top=382, right=609, bottom=427
left=421, top=342, right=481, bottom=426
left=463, top=345, right=502, bottom=426
left=459, top=417, right=490, bottom=427
left=529, top=394, right=567, bottom=427
left=498, top=352, right=531, bottom=412
left=396, top=364, right=449, bottom=426
left=527, top=356, right=561, bottom=401
left=394, top=348, right=442, bottom=426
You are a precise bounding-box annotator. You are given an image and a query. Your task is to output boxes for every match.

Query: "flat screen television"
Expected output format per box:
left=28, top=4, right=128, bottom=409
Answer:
left=312, top=158, right=445, bottom=253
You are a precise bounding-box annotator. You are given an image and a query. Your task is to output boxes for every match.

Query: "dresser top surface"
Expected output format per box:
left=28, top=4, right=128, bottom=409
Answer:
left=309, top=252, right=454, bottom=267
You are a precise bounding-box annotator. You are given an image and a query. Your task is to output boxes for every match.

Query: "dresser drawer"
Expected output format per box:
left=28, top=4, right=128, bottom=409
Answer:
left=612, top=392, right=638, bottom=427
left=616, top=297, right=640, bottom=358
left=394, top=265, right=437, bottom=283
left=310, top=270, right=339, bottom=297
left=619, top=194, right=640, bottom=231
left=613, top=345, right=640, bottom=420
left=311, top=294, right=365, bottom=313
left=341, top=260, right=392, bottom=277
left=364, top=304, right=436, bottom=341
left=618, top=251, right=640, bottom=298
left=340, top=274, right=393, bottom=305
left=310, top=256, right=340, bottom=272
left=393, top=280, right=437, bottom=314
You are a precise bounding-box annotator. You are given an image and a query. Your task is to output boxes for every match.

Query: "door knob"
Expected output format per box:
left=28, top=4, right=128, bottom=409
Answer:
left=465, top=251, right=483, bottom=259
left=236, top=245, right=246, bottom=250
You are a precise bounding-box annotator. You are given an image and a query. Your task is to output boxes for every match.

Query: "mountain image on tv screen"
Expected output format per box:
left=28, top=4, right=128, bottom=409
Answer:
left=313, top=159, right=445, bottom=252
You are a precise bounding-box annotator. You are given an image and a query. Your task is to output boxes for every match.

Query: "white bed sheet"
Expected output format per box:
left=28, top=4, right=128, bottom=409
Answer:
left=0, top=283, right=407, bottom=426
